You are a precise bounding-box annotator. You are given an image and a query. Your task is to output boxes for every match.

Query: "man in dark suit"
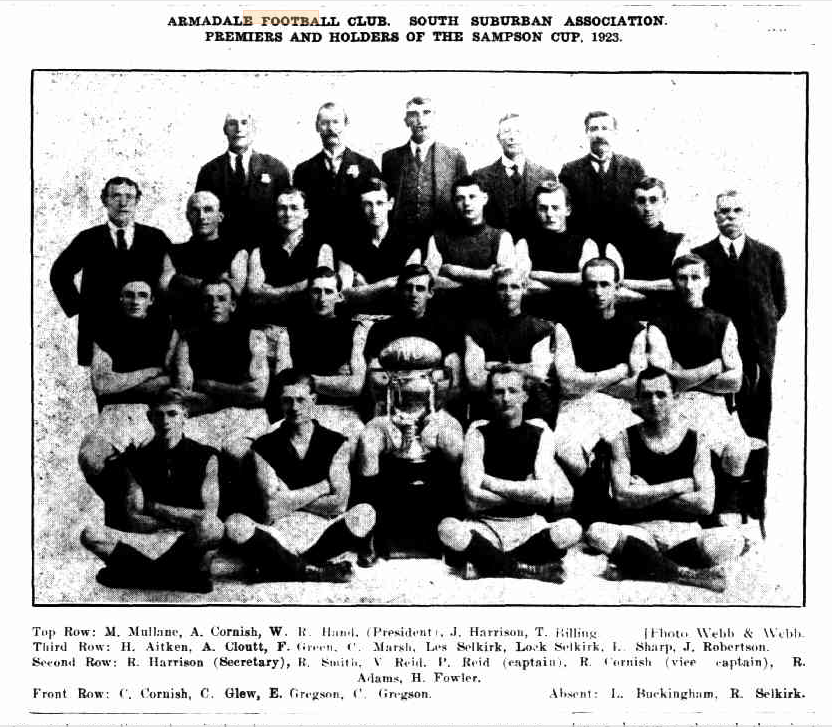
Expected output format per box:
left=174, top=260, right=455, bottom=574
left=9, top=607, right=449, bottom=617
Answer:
left=692, top=190, right=786, bottom=442
left=559, top=110, right=645, bottom=253
left=50, top=176, right=171, bottom=366
left=473, top=113, right=557, bottom=240
left=195, top=111, right=290, bottom=250
left=381, top=96, right=468, bottom=245
left=293, top=102, right=380, bottom=243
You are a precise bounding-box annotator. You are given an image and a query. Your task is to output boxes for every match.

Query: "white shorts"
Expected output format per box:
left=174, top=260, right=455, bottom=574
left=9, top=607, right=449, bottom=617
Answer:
left=185, top=407, right=269, bottom=450
left=465, top=514, right=549, bottom=552
left=262, top=511, right=342, bottom=556
left=618, top=520, right=702, bottom=552
left=554, top=393, right=642, bottom=454
left=677, top=392, right=750, bottom=457
left=87, top=403, right=154, bottom=453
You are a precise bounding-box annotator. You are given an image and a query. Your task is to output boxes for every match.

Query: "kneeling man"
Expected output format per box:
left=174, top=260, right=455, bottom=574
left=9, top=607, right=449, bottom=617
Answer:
left=585, top=367, right=748, bottom=592
left=439, top=367, right=581, bottom=581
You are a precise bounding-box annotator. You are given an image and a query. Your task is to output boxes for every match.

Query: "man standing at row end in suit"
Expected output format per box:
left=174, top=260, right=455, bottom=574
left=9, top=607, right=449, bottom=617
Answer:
left=195, top=110, right=290, bottom=250
left=293, top=102, right=381, bottom=244
left=559, top=110, right=645, bottom=255
left=473, top=112, right=557, bottom=240
left=50, top=176, right=171, bottom=366
left=693, top=189, right=786, bottom=442
left=382, top=96, right=468, bottom=247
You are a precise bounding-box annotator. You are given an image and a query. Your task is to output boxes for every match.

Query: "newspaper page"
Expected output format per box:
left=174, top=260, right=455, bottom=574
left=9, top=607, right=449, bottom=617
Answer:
left=12, top=0, right=828, bottom=724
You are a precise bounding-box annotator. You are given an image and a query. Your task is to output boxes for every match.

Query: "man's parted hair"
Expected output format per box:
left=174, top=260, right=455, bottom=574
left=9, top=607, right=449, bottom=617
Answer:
left=533, top=179, right=571, bottom=207
left=671, top=253, right=710, bottom=278
left=273, top=368, right=316, bottom=397
left=498, top=112, right=521, bottom=127
left=492, top=266, right=527, bottom=287
left=396, top=264, right=435, bottom=291
left=636, top=365, right=677, bottom=394
left=451, top=175, right=484, bottom=197
left=150, top=387, right=190, bottom=410
left=486, top=364, right=531, bottom=394
left=307, top=265, right=343, bottom=292
left=633, top=176, right=667, bottom=199
left=358, top=177, right=391, bottom=198
left=100, top=176, right=141, bottom=204
left=316, top=101, right=349, bottom=126
left=584, top=110, right=617, bottom=130
left=582, top=256, right=621, bottom=283
left=200, top=276, right=237, bottom=301
left=276, top=186, right=308, bottom=207
left=715, top=188, right=743, bottom=208
left=406, top=95, right=432, bottom=108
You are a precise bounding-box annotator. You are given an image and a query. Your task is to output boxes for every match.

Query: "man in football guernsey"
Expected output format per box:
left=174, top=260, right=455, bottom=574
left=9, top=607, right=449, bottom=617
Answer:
left=339, top=178, right=425, bottom=312
left=424, top=175, right=516, bottom=321
left=464, top=267, right=555, bottom=425
left=553, top=258, right=646, bottom=478
left=246, top=188, right=331, bottom=327
left=78, top=278, right=177, bottom=524
left=161, top=191, right=248, bottom=332
left=173, top=278, right=269, bottom=449
left=79, top=389, right=224, bottom=593
left=647, top=254, right=752, bottom=523
left=438, top=367, right=582, bottom=581
left=618, top=177, right=691, bottom=319
left=585, top=367, right=749, bottom=592
left=272, top=266, right=367, bottom=450
left=516, top=181, right=596, bottom=319
left=223, top=370, right=376, bottom=582
left=364, top=264, right=462, bottom=411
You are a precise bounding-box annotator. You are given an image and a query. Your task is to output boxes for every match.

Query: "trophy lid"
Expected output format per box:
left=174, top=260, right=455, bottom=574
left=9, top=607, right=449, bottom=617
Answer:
left=378, top=336, right=443, bottom=371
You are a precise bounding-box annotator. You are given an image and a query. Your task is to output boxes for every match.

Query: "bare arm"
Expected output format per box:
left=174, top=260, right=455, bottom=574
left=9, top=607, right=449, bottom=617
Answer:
left=698, top=321, right=743, bottom=394
left=173, top=336, right=193, bottom=391
left=90, top=343, right=165, bottom=398
left=149, top=454, right=220, bottom=527
left=246, top=247, right=307, bottom=303
left=463, top=335, right=488, bottom=392
left=460, top=426, right=510, bottom=514
left=256, top=451, right=331, bottom=523
left=601, top=328, right=647, bottom=399
left=302, top=441, right=351, bottom=519
left=311, top=323, right=369, bottom=399
left=665, top=431, right=715, bottom=516
left=194, top=330, right=269, bottom=407
left=554, top=323, right=628, bottom=397
left=610, top=432, right=695, bottom=510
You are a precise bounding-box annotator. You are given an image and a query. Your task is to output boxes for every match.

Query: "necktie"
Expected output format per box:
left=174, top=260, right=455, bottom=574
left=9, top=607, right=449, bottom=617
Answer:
left=510, top=164, right=521, bottom=185
left=327, top=156, right=338, bottom=178
left=414, top=146, right=423, bottom=168
left=728, top=243, right=738, bottom=262
left=116, top=229, right=127, bottom=251
left=596, top=159, right=608, bottom=176
left=235, top=153, right=245, bottom=186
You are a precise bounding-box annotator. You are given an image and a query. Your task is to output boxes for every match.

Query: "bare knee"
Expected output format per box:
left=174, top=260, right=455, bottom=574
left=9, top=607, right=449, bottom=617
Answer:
left=556, top=440, right=587, bottom=478
left=721, top=439, right=750, bottom=477
left=78, top=434, right=116, bottom=480
left=697, top=527, right=746, bottom=564
left=548, top=518, right=583, bottom=549
left=344, top=503, right=376, bottom=538
left=223, top=513, right=256, bottom=544
left=223, top=437, right=253, bottom=463
left=193, top=513, right=225, bottom=545
left=437, top=517, right=471, bottom=552
left=585, top=522, right=622, bottom=555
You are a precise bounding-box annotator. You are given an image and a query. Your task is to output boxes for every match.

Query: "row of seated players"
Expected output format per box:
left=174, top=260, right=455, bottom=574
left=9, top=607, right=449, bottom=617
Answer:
left=80, top=365, right=747, bottom=594
left=77, top=253, right=756, bottom=593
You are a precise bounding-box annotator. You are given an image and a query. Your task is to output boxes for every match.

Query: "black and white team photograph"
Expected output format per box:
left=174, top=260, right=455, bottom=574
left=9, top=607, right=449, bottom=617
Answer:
left=33, top=70, right=805, bottom=604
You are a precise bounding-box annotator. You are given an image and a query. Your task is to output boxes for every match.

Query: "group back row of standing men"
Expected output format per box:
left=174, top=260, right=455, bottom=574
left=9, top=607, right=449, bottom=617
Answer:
left=48, top=97, right=787, bottom=595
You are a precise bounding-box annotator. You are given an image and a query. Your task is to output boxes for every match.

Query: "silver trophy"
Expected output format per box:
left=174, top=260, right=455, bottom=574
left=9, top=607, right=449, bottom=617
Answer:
left=377, top=337, right=444, bottom=464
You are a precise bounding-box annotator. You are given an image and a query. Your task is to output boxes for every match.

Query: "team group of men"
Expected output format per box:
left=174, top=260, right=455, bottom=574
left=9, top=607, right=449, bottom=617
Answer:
left=49, top=97, right=787, bottom=596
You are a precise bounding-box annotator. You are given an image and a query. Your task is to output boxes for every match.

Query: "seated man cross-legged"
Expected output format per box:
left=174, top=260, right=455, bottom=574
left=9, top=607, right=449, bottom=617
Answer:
left=223, top=370, right=377, bottom=583
left=439, top=366, right=582, bottom=582
left=80, top=388, right=224, bottom=593
left=585, top=367, right=749, bottom=593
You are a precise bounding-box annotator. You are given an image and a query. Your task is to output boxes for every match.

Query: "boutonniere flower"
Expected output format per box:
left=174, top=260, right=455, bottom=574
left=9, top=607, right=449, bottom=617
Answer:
left=346, top=164, right=359, bottom=178
left=260, top=173, right=271, bottom=184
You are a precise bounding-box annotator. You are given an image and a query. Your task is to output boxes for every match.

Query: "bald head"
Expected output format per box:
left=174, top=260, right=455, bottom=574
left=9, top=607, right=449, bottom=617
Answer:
left=223, top=111, right=254, bottom=153
left=186, top=191, right=224, bottom=241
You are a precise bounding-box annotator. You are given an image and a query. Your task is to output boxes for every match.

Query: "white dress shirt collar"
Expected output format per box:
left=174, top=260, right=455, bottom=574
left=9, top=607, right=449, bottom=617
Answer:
left=502, top=155, right=525, bottom=176
left=107, top=220, right=135, bottom=249
left=227, top=147, right=253, bottom=177
left=718, top=233, right=746, bottom=258
left=409, top=140, right=433, bottom=160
